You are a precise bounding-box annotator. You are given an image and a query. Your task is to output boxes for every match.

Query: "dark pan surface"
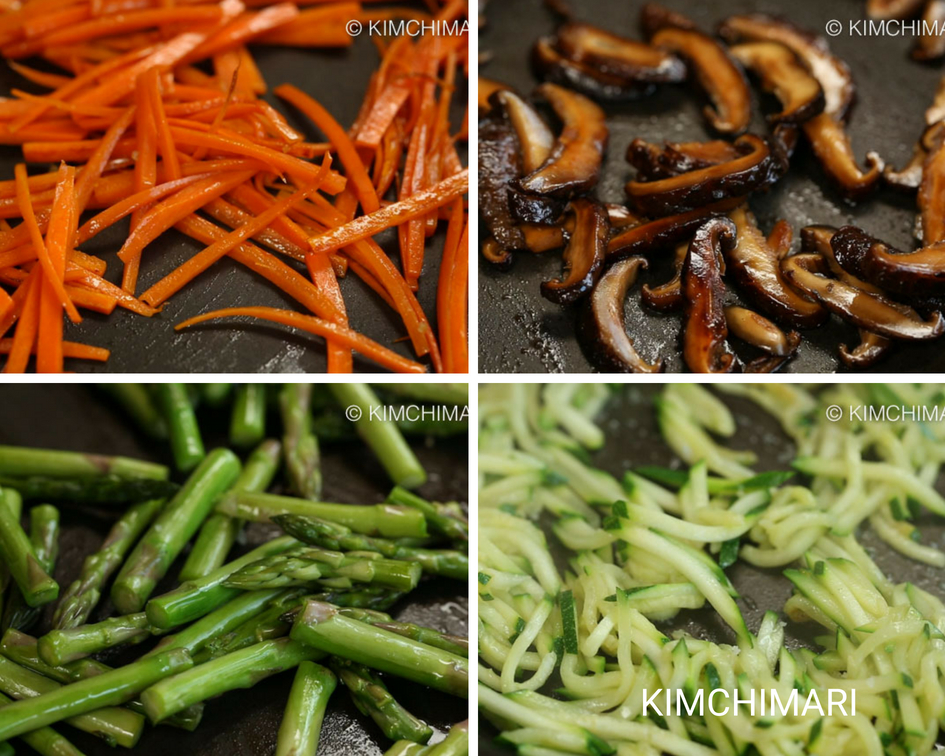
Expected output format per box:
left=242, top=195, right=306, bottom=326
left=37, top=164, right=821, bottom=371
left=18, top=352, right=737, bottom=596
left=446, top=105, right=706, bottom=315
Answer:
left=478, top=0, right=943, bottom=373
left=0, top=384, right=469, bottom=756
left=479, top=384, right=945, bottom=753
left=0, top=38, right=467, bottom=373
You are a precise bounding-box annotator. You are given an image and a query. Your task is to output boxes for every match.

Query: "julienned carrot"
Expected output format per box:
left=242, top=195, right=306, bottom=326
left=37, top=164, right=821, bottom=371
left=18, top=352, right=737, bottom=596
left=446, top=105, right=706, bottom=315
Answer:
left=175, top=306, right=426, bottom=373
left=143, top=67, right=181, bottom=182
left=306, top=252, right=351, bottom=372
left=0, top=338, right=109, bottom=361
left=73, top=105, right=135, bottom=220
left=254, top=4, right=356, bottom=47
left=275, top=83, right=379, bottom=214
left=64, top=285, right=117, bottom=315
left=67, top=266, right=159, bottom=317
left=140, top=156, right=332, bottom=306
left=181, top=3, right=300, bottom=63
left=437, top=201, right=467, bottom=373
left=308, top=168, right=467, bottom=255
left=34, top=6, right=225, bottom=49
left=0, top=286, right=11, bottom=322
left=3, top=268, right=39, bottom=372
left=36, top=162, right=75, bottom=373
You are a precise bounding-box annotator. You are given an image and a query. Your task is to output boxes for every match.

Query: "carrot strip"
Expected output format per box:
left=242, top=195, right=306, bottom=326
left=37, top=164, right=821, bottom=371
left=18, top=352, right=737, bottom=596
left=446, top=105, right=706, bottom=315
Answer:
left=306, top=251, right=351, bottom=372
left=0, top=286, right=10, bottom=323
left=8, top=62, right=71, bottom=88
left=67, top=266, right=159, bottom=316
left=436, top=199, right=467, bottom=373
left=124, top=69, right=156, bottom=293
left=308, top=168, right=466, bottom=255
left=0, top=339, right=110, bottom=361
left=175, top=306, right=426, bottom=374
left=181, top=4, right=300, bottom=63
left=64, top=285, right=117, bottom=315
left=143, top=67, right=181, bottom=182
left=4, top=269, right=40, bottom=373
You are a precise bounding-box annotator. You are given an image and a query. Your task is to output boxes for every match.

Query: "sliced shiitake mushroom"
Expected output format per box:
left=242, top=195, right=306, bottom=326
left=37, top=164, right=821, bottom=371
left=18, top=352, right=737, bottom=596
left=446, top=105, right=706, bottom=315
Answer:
left=682, top=217, right=740, bottom=373
left=725, top=305, right=801, bottom=356
left=479, top=78, right=510, bottom=114
left=482, top=237, right=513, bottom=270
left=642, top=4, right=751, bottom=134
left=626, top=138, right=741, bottom=180
left=520, top=223, right=566, bottom=253
left=726, top=206, right=827, bottom=328
left=729, top=41, right=825, bottom=124
left=886, top=120, right=945, bottom=195
left=493, top=91, right=554, bottom=174
left=541, top=199, right=609, bottom=305
left=554, top=22, right=687, bottom=82
left=781, top=253, right=945, bottom=339
left=532, top=37, right=657, bottom=101
left=478, top=112, right=525, bottom=260
left=919, top=136, right=945, bottom=244
left=831, top=225, right=945, bottom=296
left=605, top=203, right=646, bottom=229
left=801, top=114, right=884, bottom=201
left=516, top=82, right=609, bottom=197
left=625, top=134, right=785, bottom=216
left=607, top=197, right=744, bottom=262
left=914, top=0, right=945, bottom=61
left=579, top=256, right=663, bottom=372
left=839, top=330, right=892, bottom=369
left=867, top=0, right=925, bottom=18
left=641, top=241, right=687, bottom=311
left=767, top=219, right=793, bottom=257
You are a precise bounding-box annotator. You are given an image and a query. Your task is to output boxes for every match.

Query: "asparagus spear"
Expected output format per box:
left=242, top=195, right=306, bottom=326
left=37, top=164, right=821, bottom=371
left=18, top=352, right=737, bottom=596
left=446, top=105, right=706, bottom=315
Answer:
left=275, top=661, right=336, bottom=756
left=328, top=384, right=426, bottom=489
left=311, top=410, right=467, bottom=442
left=225, top=549, right=422, bottom=593
left=196, top=590, right=308, bottom=662
left=0, top=446, right=168, bottom=480
left=0, top=476, right=178, bottom=505
left=280, top=384, right=321, bottom=501
left=274, top=514, right=468, bottom=580
left=2, top=504, right=59, bottom=632
left=290, top=601, right=468, bottom=697
left=216, top=491, right=428, bottom=539
left=0, top=690, right=85, bottom=756
left=384, top=742, right=426, bottom=756
left=372, top=384, right=468, bottom=406
left=53, top=498, right=165, bottom=630
left=0, top=492, right=21, bottom=627
left=112, top=448, right=242, bottom=614
left=387, top=487, right=468, bottom=544
left=38, top=612, right=152, bottom=666
left=140, top=639, right=321, bottom=723
left=0, top=655, right=145, bottom=747
left=426, top=721, right=468, bottom=756
left=179, top=439, right=282, bottom=582
left=230, top=384, right=267, bottom=449
left=0, top=649, right=191, bottom=743
left=0, top=490, right=57, bottom=608
left=332, top=659, right=432, bottom=743
left=200, top=384, right=233, bottom=407
left=337, top=609, right=468, bottom=656
left=145, top=535, right=298, bottom=629
left=98, top=384, right=167, bottom=439
left=310, top=588, right=404, bottom=611
left=154, top=383, right=205, bottom=473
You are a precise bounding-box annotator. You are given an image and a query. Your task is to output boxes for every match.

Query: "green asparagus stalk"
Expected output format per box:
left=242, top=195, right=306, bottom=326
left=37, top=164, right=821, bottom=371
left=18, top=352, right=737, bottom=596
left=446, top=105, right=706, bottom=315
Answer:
left=0, top=649, right=192, bottom=743
left=384, top=741, right=426, bottom=756
left=290, top=601, right=467, bottom=697
left=275, top=660, right=336, bottom=756
left=0, top=655, right=146, bottom=748
left=311, top=410, right=467, bottom=442
left=145, top=535, right=298, bottom=629
left=0, top=492, right=21, bottom=625
left=1, top=630, right=203, bottom=732
left=98, top=384, right=168, bottom=439
left=38, top=612, right=152, bottom=666
left=216, top=491, right=428, bottom=538
left=200, top=384, right=233, bottom=407
left=154, top=383, right=205, bottom=473
left=0, top=476, right=178, bottom=506
left=0, top=690, right=85, bottom=756
left=53, top=498, right=165, bottom=630
left=196, top=590, right=308, bottom=662
left=311, top=588, right=403, bottom=611
left=372, top=384, right=467, bottom=406
left=426, top=721, right=468, bottom=756
left=0, top=446, right=168, bottom=481
left=387, top=487, right=467, bottom=544
left=280, top=384, right=321, bottom=501
left=140, top=639, right=321, bottom=723
left=230, top=384, right=267, bottom=449
left=225, top=549, right=422, bottom=593
left=2, top=505, right=59, bottom=632
left=332, top=660, right=432, bottom=743
left=179, top=439, right=282, bottom=582
left=328, top=384, right=426, bottom=489
left=337, top=609, right=468, bottom=656
left=0, top=490, right=57, bottom=608
left=112, top=448, right=242, bottom=614
left=274, top=515, right=467, bottom=580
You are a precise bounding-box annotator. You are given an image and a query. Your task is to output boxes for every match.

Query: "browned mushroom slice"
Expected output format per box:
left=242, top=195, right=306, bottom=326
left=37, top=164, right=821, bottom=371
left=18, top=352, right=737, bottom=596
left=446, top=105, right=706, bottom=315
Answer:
left=625, top=135, right=785, bottom=216
left=493, top=91, right=554, bottom=174
left=726, top=206, right=826, bottom=328
left=605, top=204, right=646, bottom=229
left=626, top=139, right=741, bottom=180
left=884, top=142, right=927, bottom=192
left=718, top=14, right=854, bottom=119
left=479, top=78, right=511, bottom=114
left=867, top=0, right=925, bottom=18
left=479, top=113, right=525, bottom=259
left=831, top=225, right=945, bottom=296
left=729, top=41, right=825, bottom=124
left=482, top=237, right=513, bottom=270
left=520, top=223, right=566, bottom=253
left=516, top=82, right=609, bottom=197
left=532, top=37, right=657, bottom=101
left=919, top=137, right=945, bottom=244
left=772, top=124, right=800, bottom=160
left=641, top=241, right=687, bottom=311
left=914, top=0, right=945, bottom=60
left=643, top=7, right=751, bottom=134
left=541, top=199, right=609, bottom=305
left=766, top=219, right=793, bottom=257
left=555, top=22, right=687, bottom=82
left=579, top=257, right=663, bottom=372
left=801, top=114, right=884, bottom=200
left=781, top=254, right=945, bottom=339
left=607, top=197, right=744, bottom=262
left=724, top=305, right=800, bottom=356
left=839, top=331, right=892, bottom=369
left=682, top=217, right=740, bottom=373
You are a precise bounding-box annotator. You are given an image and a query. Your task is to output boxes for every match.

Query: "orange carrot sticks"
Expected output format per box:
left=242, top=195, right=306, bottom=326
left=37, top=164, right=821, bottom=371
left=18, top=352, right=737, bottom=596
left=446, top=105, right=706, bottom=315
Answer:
left=437, top=199, right=467, bottom=373
left=306, top=252, right=351, bottom=372
left=0, top=339, right=109, bottom=361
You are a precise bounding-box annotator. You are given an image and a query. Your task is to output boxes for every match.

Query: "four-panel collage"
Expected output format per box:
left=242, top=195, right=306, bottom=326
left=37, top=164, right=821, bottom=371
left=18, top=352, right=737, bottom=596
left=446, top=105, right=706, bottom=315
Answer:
left=3, top=0, right=945, bottom=754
